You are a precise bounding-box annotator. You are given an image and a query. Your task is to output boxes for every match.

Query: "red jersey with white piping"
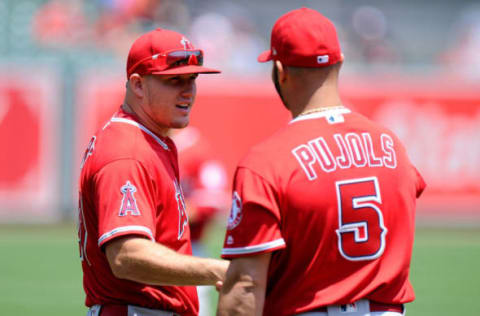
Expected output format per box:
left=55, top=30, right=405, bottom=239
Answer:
left=78, top=106, right=198, bottom=315
left=221, top=106, right=425, bottom=316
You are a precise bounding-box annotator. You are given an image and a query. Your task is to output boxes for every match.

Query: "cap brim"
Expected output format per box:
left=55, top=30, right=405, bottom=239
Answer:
left=150, top=65, right=221, bottom=75
left=257, top=50, right=272, bottom=63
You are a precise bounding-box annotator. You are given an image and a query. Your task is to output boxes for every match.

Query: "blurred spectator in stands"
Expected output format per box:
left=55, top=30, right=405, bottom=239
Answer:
left=171, top=126, right=229, bottom=316
left=151, top=0, right=191, bottom=33
left=189, top=3, right=266, bottom=76
left=34, top=0, right=192, bottom=58
left=350, top=6, right=401, bottom=64
left=92, top=0, right=144, bottom=56
left=93, top=0, right=191, bottom=59
left=438, top=5, right=480, bottom=79
left=32, top=0, right=89, bottom=49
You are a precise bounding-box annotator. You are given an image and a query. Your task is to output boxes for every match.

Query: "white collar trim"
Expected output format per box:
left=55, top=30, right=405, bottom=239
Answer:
left=289, top=106, right=351, bottom=124
left=110, top=117, right=169, bottom=150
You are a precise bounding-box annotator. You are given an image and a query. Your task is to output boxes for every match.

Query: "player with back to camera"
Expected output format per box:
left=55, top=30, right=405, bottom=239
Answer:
left=77, top=28, right=229, bottom=316
left=217, top=7, right=426, bottom=316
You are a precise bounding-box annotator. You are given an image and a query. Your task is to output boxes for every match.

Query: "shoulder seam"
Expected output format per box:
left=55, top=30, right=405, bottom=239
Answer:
left=91, top=158, right=153, bottom=183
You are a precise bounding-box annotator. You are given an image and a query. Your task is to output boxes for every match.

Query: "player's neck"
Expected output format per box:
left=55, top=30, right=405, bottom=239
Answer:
left=121, top=103, right=170, bottom=138
left=292, top=88, right=342, bottom=118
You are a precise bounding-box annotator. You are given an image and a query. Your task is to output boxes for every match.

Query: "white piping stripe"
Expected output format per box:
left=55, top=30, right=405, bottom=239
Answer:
left=290, top=107, right=351, bottom=124
left=98, top=225, right=154, bottom=246
left=110, top=117, right=169, bottom=150
left=221, top=238, right=286, bottom=255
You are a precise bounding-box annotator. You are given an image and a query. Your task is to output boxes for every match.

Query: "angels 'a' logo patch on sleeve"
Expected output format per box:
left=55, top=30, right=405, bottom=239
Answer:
left=227, top=191, right=243, bottom=230
left=119, top=181, right=141, bottom=216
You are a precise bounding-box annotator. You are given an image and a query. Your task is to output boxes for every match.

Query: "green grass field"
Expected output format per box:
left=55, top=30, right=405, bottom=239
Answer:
left=0, top=223, right=479, bottom=315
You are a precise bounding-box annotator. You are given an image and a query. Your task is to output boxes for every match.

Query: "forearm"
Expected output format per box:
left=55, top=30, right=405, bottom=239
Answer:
left=217, top=254, right=271, bottom=316
left=217, top=278, right=263, bottom=316
left=107, top=237, right=228, bottom=286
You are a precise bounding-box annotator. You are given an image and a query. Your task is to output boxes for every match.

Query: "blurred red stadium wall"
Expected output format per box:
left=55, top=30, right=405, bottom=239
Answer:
left=0, top=69, right=61, bottom=220
left=73, top=72, right=480, bottom=217
left=2, top=70, right=477, bottom=220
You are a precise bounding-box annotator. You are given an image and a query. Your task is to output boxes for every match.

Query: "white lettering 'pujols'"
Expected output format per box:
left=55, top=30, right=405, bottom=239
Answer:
left=292, top=132, right=397, bottom=181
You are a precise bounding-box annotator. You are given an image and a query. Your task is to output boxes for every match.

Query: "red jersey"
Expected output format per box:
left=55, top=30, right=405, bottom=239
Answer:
left=221, top=106, right=426, bottom=316
left=78, top=107, right=198, bottom=315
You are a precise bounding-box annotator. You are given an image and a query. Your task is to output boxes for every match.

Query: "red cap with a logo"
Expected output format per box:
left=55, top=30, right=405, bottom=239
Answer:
left=258, top=8, right=342, bottom=67
left=126, top=28, right=220, bottom=78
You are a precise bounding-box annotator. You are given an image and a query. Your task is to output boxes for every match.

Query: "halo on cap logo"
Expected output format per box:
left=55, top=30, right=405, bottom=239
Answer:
left=227, top=191, right=243, bottom=230
left=181, top=36, right=192, bottom=50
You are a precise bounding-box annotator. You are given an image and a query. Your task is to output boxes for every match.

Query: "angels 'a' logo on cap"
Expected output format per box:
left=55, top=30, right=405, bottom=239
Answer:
left=227, top=191, right=243, bottom=230
left=119, top=181, right=141, bottom=216
left=180, top=36, right=192, bottom=50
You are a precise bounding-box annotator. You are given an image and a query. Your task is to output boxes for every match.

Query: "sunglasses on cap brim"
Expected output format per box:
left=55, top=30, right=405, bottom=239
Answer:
left=160, top=49, right=204, bottom=68
left=128, top=49, right=204, bottom=75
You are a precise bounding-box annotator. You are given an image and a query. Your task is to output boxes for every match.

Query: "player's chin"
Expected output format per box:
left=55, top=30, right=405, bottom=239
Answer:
left=171, top=118, right=190, bottom=129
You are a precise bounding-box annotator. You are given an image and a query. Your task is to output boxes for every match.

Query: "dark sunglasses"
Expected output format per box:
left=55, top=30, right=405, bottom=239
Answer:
left=159, top=49, right=204, bottom=69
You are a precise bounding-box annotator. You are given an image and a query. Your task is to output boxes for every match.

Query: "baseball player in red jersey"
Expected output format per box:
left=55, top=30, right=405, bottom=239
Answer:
left=217, top=8, right=426, bottom=316
left=171, top=126, right=228, bottom=248
left=171, top=126, right=229, bottom=316
left=78, top=28, right=229, bottom=316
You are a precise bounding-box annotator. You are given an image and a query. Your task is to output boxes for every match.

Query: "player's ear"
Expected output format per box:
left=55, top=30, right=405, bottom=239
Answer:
left=128, top=74, right=145, bottom=99
left=274, top=60, right=287, bottom=83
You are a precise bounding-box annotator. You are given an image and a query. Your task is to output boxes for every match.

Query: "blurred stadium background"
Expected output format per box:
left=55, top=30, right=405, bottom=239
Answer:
left=0, top=0, right=479, bottom=315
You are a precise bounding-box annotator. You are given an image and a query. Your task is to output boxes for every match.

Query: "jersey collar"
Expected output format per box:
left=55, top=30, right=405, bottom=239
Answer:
left=289, top=105, right=351, bottom=124
left=107, top=111, right=170, bottom=151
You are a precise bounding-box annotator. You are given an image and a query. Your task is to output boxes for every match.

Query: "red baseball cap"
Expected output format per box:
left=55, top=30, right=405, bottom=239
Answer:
left=258, top=8, right=343, bottom=67
left=126, top=28, right=220, bottom=78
